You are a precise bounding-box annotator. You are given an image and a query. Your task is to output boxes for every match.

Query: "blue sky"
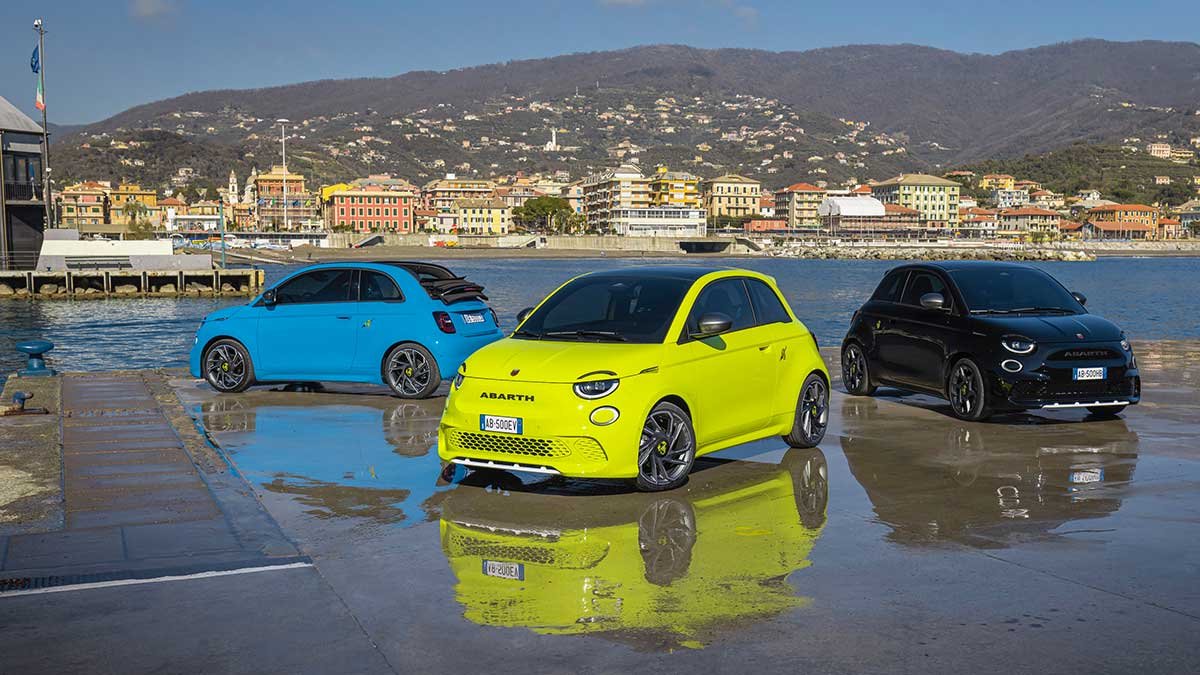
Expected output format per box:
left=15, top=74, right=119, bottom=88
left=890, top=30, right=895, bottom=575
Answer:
left=2, top=0, right=1197, bottom=125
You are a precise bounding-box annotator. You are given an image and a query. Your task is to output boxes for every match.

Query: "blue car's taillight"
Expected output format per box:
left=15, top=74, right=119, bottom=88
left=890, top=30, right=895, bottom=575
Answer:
left=434, top=311, right=456, bottom=334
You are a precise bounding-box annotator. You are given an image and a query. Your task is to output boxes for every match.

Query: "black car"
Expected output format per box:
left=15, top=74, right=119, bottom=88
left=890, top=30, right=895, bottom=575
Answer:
left=841, top=261, right=1140, bottom=421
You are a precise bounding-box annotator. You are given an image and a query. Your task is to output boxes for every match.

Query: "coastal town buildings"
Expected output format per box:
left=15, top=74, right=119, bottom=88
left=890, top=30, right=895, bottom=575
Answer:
left=647, top=167, right=701, bottom=209
left=57, top=182, right=110, bottom=231
left=1146, top=143, right=1171, bottom=159
left=775, top=182, right=825, bottom=231
left=1086, top=203, right=1159, bottom=239
left=582, top=164, right=650, bottom=232
left=979, top=174, right=1015, bottom=190
left=817, top=197, right=922, bottom=238
left=701, top=174, right=761, bottom=220
left=253, top=165, right=318, bottom=230
left=870, top=173, right=961, bottom=230
left=993, top=189, right=1030, bottom=209
left=997, top=206, right=1061, bottom=238
left=958, top=207, right=999, bottom=239
left=452, top=198, right=510, bottom=235
left=323, top=183, right=417, bottom=234
left=423, top=174, right=496, bottom=213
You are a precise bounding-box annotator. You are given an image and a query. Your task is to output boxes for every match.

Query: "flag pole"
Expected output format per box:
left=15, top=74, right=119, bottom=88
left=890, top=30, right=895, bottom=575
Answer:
left=34, top=19, right=51, bottom=228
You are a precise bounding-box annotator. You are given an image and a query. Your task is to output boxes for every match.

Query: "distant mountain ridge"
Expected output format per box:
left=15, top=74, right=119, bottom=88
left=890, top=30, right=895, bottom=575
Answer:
left=54, top=40, right=1200, bottom=190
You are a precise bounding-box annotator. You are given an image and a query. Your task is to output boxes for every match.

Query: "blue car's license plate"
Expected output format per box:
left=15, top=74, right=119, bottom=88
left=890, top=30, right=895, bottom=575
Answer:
left=1073, top=367, right=1106, bottom=381
left=463, top=312, right=485, bottom=324
left=481, top=414, right=522, bottom=434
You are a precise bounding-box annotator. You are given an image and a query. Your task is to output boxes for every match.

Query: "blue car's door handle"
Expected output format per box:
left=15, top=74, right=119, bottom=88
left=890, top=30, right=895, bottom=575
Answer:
left=336, top=316, right=351, bottom=320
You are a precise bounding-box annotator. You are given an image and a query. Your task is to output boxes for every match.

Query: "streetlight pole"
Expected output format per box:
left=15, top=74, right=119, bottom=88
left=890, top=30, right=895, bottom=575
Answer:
left=277, top=119, right=289, bottom=231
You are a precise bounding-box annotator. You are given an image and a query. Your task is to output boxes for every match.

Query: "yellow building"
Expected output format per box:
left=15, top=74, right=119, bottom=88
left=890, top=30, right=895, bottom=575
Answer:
left=701, top=174, right=761, bottom=220
left=109, top=183, right=158, bottom=212
left=870, top=174, right=961, bottom=229
left=648, top=166, right=701, bottom=209
left=979, top=174, right=1015, bottom=191
left=453, top=198, right=510, bottom=235
left=775, top=182, right=826, bottom=230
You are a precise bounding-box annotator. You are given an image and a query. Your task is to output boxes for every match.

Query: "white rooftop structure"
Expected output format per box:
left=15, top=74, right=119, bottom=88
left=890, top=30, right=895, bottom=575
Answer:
left=818, top=196, right=885, bottom=218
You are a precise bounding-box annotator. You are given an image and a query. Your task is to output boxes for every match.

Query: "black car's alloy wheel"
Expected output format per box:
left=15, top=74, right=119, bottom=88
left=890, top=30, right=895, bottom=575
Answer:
left=947, top=358, right=991, bottom=421
left=384, top=343, right=441, bottom=399
left=784, top=373, right=829, bottom=448
left=841, top=342, right=876, bottom=396
left=202, top=339, right=254, bottom=393
left=636, top=402, right=695, bottom=492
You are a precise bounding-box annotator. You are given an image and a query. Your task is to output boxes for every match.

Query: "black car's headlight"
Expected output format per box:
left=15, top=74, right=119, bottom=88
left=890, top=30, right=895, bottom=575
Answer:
left=573, top=379, right=619, bottom=400
left=1001, top=336, right=1037, bottom=354
left=1120, top=337, right=1131, bottom=352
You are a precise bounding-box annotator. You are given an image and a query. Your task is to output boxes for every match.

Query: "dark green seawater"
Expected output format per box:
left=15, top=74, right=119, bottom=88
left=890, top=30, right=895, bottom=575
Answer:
left=2, top=257, right=1198, bottom=375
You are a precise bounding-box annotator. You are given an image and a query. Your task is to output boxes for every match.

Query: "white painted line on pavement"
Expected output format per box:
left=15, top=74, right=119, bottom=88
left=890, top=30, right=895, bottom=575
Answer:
left=0, top=562, right=314, bottom=598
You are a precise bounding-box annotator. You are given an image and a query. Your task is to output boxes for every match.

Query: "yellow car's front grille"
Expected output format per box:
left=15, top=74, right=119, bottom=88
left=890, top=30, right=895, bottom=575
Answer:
left=572, top=437, right=608, bottom=463
left=447, top=430, right=571, bottom=458
left=445, top=529, right=609, bottom=569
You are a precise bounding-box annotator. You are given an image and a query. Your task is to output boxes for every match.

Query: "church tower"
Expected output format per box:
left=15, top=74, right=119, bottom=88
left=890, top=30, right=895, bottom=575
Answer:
left=228, top=170, right=239, bottom=205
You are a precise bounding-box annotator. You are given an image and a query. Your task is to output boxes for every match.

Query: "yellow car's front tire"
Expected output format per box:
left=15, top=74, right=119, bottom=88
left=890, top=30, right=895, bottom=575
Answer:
left=636, top=401, right=696, bottom=492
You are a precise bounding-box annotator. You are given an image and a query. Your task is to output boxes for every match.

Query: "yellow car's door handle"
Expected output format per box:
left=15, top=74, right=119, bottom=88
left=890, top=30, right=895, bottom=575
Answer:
left=758, top=345, right=771, bottom=352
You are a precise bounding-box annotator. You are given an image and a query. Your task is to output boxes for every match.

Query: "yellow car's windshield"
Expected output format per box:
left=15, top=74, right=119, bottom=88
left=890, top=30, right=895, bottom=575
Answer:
left=514, top=275, right=691, bottom=344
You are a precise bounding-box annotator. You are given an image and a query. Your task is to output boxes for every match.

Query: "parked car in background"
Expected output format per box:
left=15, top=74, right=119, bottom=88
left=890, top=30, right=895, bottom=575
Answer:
left=841, top=261, right=1140, bottom=421
left=190, top=261, right=502, bottom=398
left=438, top=266, right=830, bottom=491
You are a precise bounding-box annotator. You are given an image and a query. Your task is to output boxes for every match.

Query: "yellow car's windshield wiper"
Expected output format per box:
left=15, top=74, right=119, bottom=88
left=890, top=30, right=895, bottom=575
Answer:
left=543, top=330, right=627, bottom=342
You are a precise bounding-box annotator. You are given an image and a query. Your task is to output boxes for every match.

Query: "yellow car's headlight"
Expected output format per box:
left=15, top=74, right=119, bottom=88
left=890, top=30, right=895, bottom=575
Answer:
left=573, top=379, right=619, bottom=400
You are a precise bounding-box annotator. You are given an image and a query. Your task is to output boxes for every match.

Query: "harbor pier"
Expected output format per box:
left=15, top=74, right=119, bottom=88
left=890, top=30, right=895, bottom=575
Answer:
left=0, top=268, right=265, bottom=299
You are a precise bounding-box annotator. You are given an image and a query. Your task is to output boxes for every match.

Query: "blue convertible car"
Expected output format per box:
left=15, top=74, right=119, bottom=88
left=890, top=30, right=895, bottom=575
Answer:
left=190, top=261, right=502, bottom=398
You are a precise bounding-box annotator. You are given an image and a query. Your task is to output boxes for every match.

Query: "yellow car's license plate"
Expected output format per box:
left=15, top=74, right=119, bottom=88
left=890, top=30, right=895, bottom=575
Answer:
left=480, top=415, right=522, bottom=434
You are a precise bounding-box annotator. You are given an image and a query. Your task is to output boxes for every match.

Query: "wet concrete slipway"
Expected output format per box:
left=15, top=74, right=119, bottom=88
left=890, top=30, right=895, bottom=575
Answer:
left=2, top=344, right=1199, bottom=674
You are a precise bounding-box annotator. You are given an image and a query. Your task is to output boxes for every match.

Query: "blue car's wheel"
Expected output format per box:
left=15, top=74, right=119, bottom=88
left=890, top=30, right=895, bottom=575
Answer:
left=384, top=343, right=441, bottom=399
left=202, top=339, right=254, bottom=393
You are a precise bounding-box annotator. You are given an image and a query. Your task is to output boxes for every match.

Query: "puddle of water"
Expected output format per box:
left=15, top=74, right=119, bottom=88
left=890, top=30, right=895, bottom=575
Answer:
left=196, top=395, right=446, bottom=527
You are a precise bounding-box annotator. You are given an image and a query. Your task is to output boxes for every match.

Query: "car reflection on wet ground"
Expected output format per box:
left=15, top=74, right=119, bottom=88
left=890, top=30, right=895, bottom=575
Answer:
left=165, top=341, right=1200, bottom=673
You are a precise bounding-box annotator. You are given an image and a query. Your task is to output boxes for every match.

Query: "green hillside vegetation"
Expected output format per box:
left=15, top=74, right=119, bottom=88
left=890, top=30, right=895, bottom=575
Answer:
left=961, top=144, right=1199, bottom=206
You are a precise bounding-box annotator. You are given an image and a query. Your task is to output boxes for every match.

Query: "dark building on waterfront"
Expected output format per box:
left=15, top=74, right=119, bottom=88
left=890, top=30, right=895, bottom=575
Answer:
left=0, top=95, right=47, bottom=270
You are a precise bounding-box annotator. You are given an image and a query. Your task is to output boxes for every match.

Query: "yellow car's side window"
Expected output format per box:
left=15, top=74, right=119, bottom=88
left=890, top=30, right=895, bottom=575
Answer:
left=686, top=278, right=756, bottom=336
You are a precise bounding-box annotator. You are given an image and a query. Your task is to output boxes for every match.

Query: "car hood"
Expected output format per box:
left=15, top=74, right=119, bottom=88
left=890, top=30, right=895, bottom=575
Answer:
left=970, top=313, right=1123, bottom=343
left=461, top=337, right=664, bottom=383
left=203, top=305, right=246, bottom=323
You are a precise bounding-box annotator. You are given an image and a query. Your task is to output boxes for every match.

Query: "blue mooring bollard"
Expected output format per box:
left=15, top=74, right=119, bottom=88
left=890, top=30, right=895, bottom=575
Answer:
left=16, top=340, right=57, bottom=377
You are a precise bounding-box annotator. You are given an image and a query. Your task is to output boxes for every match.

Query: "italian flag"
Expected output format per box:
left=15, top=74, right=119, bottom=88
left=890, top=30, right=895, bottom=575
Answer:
left=35, top=78, right=45, bottom=111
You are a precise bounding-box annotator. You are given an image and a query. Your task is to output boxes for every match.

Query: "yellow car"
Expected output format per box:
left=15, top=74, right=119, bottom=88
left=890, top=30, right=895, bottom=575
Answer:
left=438, top=266, right=829, bottom=491
left=440, top=449, right=828, bottom=649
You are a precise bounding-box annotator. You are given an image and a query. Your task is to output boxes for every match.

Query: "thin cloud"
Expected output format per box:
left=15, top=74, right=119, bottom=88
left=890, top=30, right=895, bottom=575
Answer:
left=130, top=0, right=180, bottom=20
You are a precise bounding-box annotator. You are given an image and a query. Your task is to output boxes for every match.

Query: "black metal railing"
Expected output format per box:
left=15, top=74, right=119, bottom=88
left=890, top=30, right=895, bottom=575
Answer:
left=3, top=182, right=44, bottom=202
left=0, top=251, right=41, bottom=271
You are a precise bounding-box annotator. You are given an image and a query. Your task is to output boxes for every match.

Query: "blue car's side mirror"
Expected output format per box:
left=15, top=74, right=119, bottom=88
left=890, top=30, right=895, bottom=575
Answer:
left=262, top=289, right=278, bottom=306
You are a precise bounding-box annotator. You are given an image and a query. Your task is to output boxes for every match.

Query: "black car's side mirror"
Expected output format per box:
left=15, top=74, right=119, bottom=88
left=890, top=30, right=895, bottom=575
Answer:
left=919, top=292, right=947, bottom=311
left=691, top=312, right=733, bottom=339
left=516, top=307, right=534, bottom=324
left=1072, top=291, right=1087, bottom=306
left=261, top=289, right=278, bottom=306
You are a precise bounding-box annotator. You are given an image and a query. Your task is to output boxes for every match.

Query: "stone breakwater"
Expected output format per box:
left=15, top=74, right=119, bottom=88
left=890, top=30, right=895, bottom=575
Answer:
left=768, top=246, right=1095, bottom=262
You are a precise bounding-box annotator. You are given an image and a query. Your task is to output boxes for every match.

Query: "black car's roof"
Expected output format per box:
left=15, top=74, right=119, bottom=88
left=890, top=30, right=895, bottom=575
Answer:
left=899, top=260, right=1038, bottom=273
left=581, top=265, right=729, bottom=281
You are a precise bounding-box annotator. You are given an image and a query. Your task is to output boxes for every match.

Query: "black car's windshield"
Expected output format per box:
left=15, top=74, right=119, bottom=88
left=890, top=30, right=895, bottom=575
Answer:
left=514, top=275, right=692, bottom=343
left=949, top=267, right=1084, bottom=314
